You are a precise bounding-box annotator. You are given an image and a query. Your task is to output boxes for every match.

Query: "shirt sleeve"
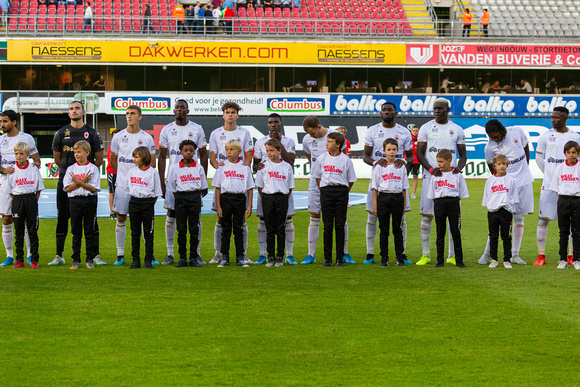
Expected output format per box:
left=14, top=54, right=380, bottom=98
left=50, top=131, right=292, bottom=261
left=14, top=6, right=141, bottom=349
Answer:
left=458, top=174, right=469, bottom=198
left=245, top=166, right=255, bottom=191
left=536, top=132, right=547, bottom=154
left=484, top=143, right=494, bottom=164
left=456, top=126, right=466, bottom=145
left=27, top=135, right=38, bottom=156
left=90, top=165, right=100, bottom=191
left=253, top=138, right=263, bottom=161
left=110, top=134, right=119, bottom=155
left=153, top=170, right=162, bottom=197
left=403, top=131, right=412, bottom=151
left=255, top=169, right=264, bottom=188
left=196, top=127, right=207, bottom=149
left=549, top=167, right=560, bottom=192
left=346, top=158, right=357, bottom=183
left=35, top=168, right=45, bottom=191
left=401, top=169, right=409, bottom=189
left=199, top=168, right=208, bottom=190
left=371, top=167, right=379, bottom=191
left=244, top=130, right=254, bottom=152
left=165, top=168, right=176, bottom=193
left=364, top=127, right=373, bottom=147
left=286, top=138, right=296, bottom=154
left=51, top=129, right=62, bottom=152
left=511, top=178, right=520, bottom=204
left=417, top=125, right=428, bottom=142
left=208, top=132, right=218, bottom=154
left=311, top=156, right=321, bottom=179
left=481, top=179, right=489, bottom=207
left=91, top=130, right=105, bottom=152
left=212, top=168, right=222, bottom=188
left=287, top=165, right=295, bottom=189
left=427, top=177, right=436, bottom=199
left=303, top=137, right=311, bottom=156
left=147, top=135, right=156, bottom=154
left=62, top=166, right=73, bottom=190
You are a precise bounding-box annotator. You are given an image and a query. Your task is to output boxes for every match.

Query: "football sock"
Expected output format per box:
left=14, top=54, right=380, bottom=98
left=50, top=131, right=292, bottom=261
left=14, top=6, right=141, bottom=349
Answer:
left=344, top=221, right=349, bottom=254
left=165, top=216, right=176, bottom=257
left=402, top=214, right=407, bottom=254
left=537, top=219, right=549, bottom=255
left=115, top=220, right=126, bottom=256
left=366, top=213, right=377, bottom=255
left=447, top=221, right=455, bottom=258
left=243, top=221, right=248, bottom=253
left=285, top=218, right=295, bottom=257
left=257, top=219, right=267, bottom=256
left=214, top=223, right=222, bottom=255
left=420, top=215, right=432, bottom=256
left=197, top=219, right=202, bottom=257
left=2, top=224, right=13, bottom=258
left=512, top=214, right=525, bottom=257
left=308, top=217, right=320, bottom=257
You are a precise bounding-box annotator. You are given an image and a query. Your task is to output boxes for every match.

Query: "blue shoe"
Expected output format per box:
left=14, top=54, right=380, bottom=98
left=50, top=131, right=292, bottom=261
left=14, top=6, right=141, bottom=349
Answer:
left=152, top=259, right=160, bottom=265
left=114, top=257, right=125, bottom=266
left=285, top=256, right=298, bottom=265
left=255, top=255, right=267, bottom=265
left=363, top=254, right=375, bottom=265
left=27, top=256, right=32, bottom=265
left=343, top=253, right=356, bottom=264
left=0, top=256, right=14, bottom=267
left=301, top=254, right=315, bottom=265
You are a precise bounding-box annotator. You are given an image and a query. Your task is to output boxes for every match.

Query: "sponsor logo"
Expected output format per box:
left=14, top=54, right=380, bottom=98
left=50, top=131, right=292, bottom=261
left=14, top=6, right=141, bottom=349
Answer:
left=130, top=176, right=149, bottom=186
left=30, top=43, right=102, bottom=60
left=15, top=178, right=35, bottom=186
left=224, top=170, right=246, bottom=179
left=382, top=173, right=401, bottom=181
left=408, top=44, right=436, bottom=64
left=491, top=184, right=509, bottom=193
left=562, top=174, right=579, bottom=182
left=462, top=96, right=515, bottom=115
left=267, top=98, right=325, bottom=112
left=526, top=97, right=577, bottom=114
left=267, top=171, right=287, bottom=179
left=437, top=180, right=456, bottom=188
left=111, top=96, right=171, bottom=112
left=180, top=174, right=201, bottom=182
left=323, top=165, right=343, bottom=174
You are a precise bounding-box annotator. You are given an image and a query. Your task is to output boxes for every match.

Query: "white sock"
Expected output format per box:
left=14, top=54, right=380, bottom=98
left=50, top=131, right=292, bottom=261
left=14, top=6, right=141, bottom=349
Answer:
left=344, top=221, right=349, bottom=254
left=366, top=213, right=377, bottom=255
left=420, top=215, right=432, bottom=256
left=243, top=221, right=248, bottom=253
left=483, top=236, right=491, bottom=257
left=285, top=218, right=294, bottom=257
left=214, top=223, right=222, bottom=254
left=569, top=232, right=573, bottom=256
left=197, top=219, right=202, bottom=257
left=537, top=219, right=549, bottom=255
left=308, top=217, right=320, bottom=257
left=165, top=216, right=176, bottom=257
left=257, top=219, right=267, bottom=256
left=512, top=214, right=525, bottom=257
left=402, top=214, right=407, bottom=254
left=115, top=220, right=126, bottom=256
left=2, top=224, right=13, bottom=258
left=24, top=227, right=31, bottom=257
left=447, top=222, right=455, bottom=258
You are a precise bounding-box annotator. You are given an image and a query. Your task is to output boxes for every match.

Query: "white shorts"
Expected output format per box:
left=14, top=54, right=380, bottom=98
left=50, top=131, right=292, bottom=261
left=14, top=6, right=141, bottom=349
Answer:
left=113, top=188, right=130, bottom=215
left=419, top=174, right=434, bottom=216
left=308, top=187, right=321, bottom=214
left=538, top=185, right=556, bottom=220
left=164, top=188, right=175, bottom=210
left=257, top=191, right=295, bottom=217
left=366, top=180, right=411, bottom=213
left=0, top=189, right=12, bottom=216
left=515, top=183, right=534, bottom=215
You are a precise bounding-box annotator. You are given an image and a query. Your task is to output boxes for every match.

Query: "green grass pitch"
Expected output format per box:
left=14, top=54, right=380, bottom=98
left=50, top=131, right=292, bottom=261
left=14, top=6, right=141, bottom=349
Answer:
left=1, top=178, right=579, bottom=386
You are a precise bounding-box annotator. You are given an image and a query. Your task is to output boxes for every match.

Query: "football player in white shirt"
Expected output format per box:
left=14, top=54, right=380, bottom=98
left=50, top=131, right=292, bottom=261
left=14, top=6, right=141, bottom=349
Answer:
left=481, top=154, right=519, bottom=268
left=478, top=120, right=533, bottom=266
left=534, top=106, right=580, bottom=266
left=301, top=116, right=354, bottom=265
left=0, top=110, right=41, bottom=267
left=416, top=98, right=467, bottom=266
left=158, top=99, right=208, bottom=266
left=549, top=140, right=580, bottom=269
left=110, top=105, right=157, bottom=266
left=208, top=102, right=253, bottom=264
left=362, top=101, right=413, bottom=265
left=253, top=113, right=297, bottom=265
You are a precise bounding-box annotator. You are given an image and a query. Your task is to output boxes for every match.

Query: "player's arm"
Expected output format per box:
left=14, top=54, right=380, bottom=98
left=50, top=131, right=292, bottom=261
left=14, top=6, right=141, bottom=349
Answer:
left=455, top=144, right=467, bottom=174
left=93, top=150, right=104, bottom=168
left=243, top=150, right=252, bottom=166
left=348, top=182, right=354, bottom=191
left=305, top=152, right=311, bottom=164
left=280, top=146, right=296, bottom=166
left=252, top=157, right=263, bottom=173
left=158, top=146, right=168, bottom=195
left=199, top=147, right=209, bottom=175
left=149, top=152, right=156, bottom=169
left=536, top=151, right=545, bottom=172
left=53, top=150, right=62, bottom=168
left=416, top=142, right=431, bottom=171
left=487, top=163, right=495, bottom=174
left=524, top=143, right=530, bottom=164
left=316, top=178, right=320, bottom=189
left=110, top=151, right=118, bottom=172
left=210, top=151, right=219, bottom=169
left=363, top=145, right=375, bottom=167
left=246, top=188, right=253, bottom=217
left=372, top=188, right=378, bottom=216
left=215, top=187, right=222, bottom=217
left=30, top=152, right=41, bottom=169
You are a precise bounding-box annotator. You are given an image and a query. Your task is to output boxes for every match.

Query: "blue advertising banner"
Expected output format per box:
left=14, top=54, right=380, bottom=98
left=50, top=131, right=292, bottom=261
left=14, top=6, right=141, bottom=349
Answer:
left=330, top=94, right=580, bottom=117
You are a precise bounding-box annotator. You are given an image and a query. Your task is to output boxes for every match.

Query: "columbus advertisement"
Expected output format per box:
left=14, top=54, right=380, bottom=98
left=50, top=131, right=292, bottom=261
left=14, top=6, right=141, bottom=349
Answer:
left=7, top=40, right=405, bottom=65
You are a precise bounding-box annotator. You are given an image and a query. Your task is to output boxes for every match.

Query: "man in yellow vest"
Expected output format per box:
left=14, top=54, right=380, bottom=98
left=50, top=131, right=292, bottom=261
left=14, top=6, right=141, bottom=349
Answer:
left=481, top=8, right=489, bottom=37
left=459, top=8, right=472, bottom=37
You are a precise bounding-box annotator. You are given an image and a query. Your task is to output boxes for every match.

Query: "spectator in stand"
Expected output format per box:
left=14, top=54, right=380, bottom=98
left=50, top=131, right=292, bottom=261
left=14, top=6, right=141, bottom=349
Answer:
left=213, top=5, right=222, bottom=33
left=198, top=4, right=206, bottom=33
left=336, top=126, right=351, bottom=156
left=247, top=0, right=255, bottom=8
left=48, top=0, right=58, bottom=6
left=93, top=74, right=106, bottom=89
left=492, top=80, right=501, bottom=93
left=39, top=0, right=47, bottom=4
left=440, top=76, right=453, bottom=93
left=546, top=77, right=559, bottom=94
left=263, top=0, right=273, bottom=7
left=186, top=4, right=195, bottom=34
left=75, top=0, right=82, bottom=6
left=336, top=80, right=345, bottom=92
left=0, top=0, right=9, bottom=27
left=193, top=2, right=200, bottom=33
left=82, top=1, right=93, bottom=33
left=481, top=8, right=489, bottom=37
left=142, top=4, right=155, bottom=33
left=520, top=79, right=533, bottom=93
left=223, top=0, right=234, bottom=10
left=223, top=4, right=234, bottom=34
left=205, top=4, right=214, bottom=33
left=212, top=0, right=221, bottom=9
left=66, top=0, right=76, bottom=6
left=273, top=0, right=282, bottom=7
left=292, top=0, right=300, bottom=8
left=459, top=8, right=472, bottom=37
left=282, top=0, right=291, bottom=8
left=173, top=2, right=186, bottom=34
left=238, top=0, right=247, bottom=8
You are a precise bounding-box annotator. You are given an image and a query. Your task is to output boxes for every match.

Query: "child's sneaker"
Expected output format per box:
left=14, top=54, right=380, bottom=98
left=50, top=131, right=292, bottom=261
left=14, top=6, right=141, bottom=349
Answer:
left=189, top=258, right=202, bottom=268
left=446, top=256, right=456, bottom=266
left=218, top=256, right=229, bottom=267
left=30, top=261, right=39, bottom=269
left=379, top=259, right=389, bottom=267
left=70, top=262, right=81, bottom=270
left=86, top=261, right=95, bottom=269
left=322, top=260, right=332, bottom=267
left=151, top=258, right=160, bottom=265
left=533, top=255, right=546, bottom=266
left=336, top=260, right=346, bottom=267
left=162, top=255, right=175, bottom=265
left=129, top=261, right=141, bottom=269
left=395, top=260, right=406, bottom=267
left=511, top=255, right=527, bottom=265
left=174, top=259, right=188, bottom=267
left=265, top=257, right=275, bottom=267
left=209, top=252, right=222, bottom=264
left=196, top=257, right=206, bottom=265
left=574, top=261, right=580, bottom=270
left=557, top=260, right=568, bottom=269
left=93, top=255, right=107, bottom=265
left=13, top=261, right=25, bottom=269
left=275, top=257, right=284, bottom=267
left=48, top=255, right=65, bottom=266
left=503, top=261, right=513, bottom=269
left=237, top=258, right=249, bottom=268
left=568, top=255, right=574, bottom=265
left=489, top=260, right=499, bottom=268
left=416, top=256, right=430, bottom=265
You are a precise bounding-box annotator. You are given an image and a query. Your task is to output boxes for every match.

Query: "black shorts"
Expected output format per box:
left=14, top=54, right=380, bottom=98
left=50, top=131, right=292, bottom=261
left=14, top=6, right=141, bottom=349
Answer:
left=107, top=173, right=117, bottom=194
left=406, top=163, right=420, bottom=176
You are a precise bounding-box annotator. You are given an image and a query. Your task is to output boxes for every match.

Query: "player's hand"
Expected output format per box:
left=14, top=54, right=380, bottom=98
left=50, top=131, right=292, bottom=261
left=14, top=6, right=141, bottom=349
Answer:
left=372, top=207, right=378, bottom=216
left=452, top=167, right=462, bottom=175
left=270, top=131, right=282, bottom=141
left=33, top=160, right=41, bottom=169
left=394, top=159, right=406, bottom=169
left=255, top=162, right=265, bottom=171
left=4, top=166, right=14, bottom=175
left=81, top=172, right=91, bottom=183
left=431, top=167, right=442, bottom=177
left=160, top=181, right=166, bottom=198
left=246, top=205, right=252, bottom=218
left=243, top=159, right=251, bottom=166
left=376, top=159, right=388, bottom=168
left=217, top=161, right=225, bottom=167
left=70, top=172, right=80, bottom=184
left=217, top=207, right=223, bottom=217
left=201, top=188, right=208, bottom=198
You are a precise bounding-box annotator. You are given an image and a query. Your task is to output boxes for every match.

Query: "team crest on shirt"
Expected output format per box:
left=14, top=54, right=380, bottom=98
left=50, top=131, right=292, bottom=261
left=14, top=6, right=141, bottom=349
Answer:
left=171, top=129, right=177, bottom=135
left=220, top=134, right=226, bottom=140
left=121, top=136, right=129, bottom=143
left=513, top=138, right=519, bottom=145
left=394, top=135, right=400, bottom=141
left=188, top=132, right=194, bottom=138
left=429, top=146, right=437, bottom=153
left=378, top=131, right=384, bottom=138
left=138, top=139, right=144, bottom=146
left=549, top=134, right=556, bottom=143
left=84, top=132, right=89, bottom=139
left=65, top=129, right=70, bottom=136
left=497, top=143, right=504, bottom=150
left=449, top=130, right=454, bottom=136
left=432, top=128, right=438, bottom=133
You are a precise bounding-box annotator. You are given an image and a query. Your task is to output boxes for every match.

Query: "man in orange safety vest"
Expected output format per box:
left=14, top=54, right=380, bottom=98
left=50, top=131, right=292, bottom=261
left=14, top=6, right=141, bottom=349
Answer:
left=481, top=8, right=489, bottom=37
left=459, top=8, right=472, bottom=37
